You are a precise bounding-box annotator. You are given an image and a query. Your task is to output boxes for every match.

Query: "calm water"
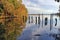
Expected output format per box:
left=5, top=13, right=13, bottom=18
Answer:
left=17, top=15, right=60, bottom=40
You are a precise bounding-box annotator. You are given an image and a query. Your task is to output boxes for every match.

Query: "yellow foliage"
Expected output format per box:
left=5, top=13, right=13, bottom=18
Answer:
left=0, top=0, right=28, bottom=40
left=4, top=2, right=14, bottom=13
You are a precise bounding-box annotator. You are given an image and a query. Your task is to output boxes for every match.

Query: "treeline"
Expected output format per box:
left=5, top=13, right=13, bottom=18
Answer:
left=57, top=13, right=60, bottom=17
left=0, top=0, right=28, bottom=40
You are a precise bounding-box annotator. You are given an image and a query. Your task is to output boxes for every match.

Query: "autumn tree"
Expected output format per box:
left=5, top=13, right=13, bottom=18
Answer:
left=0, top=0, right=28, bottom=40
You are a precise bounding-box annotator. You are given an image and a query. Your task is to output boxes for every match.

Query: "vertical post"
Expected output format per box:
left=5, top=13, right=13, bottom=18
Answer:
left=50, top=14, right=53, bottom=31
left=29, top=16, right=30, bottom=23
left=37, top=16, right=38, bottom=25
left=35, top=17, right=37, bottom=24
left=42, top=14, right=43, bottom=27
left=38, top=15, right=40, bottom=25
left=30, top=16, right=31, bottom=23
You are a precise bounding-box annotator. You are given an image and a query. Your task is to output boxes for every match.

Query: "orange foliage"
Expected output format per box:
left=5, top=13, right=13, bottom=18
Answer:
left=0, top=0, right=28, bottom=40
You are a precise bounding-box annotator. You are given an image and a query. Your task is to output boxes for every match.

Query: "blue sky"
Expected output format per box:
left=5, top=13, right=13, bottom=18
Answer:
left=22, top=0, right=59, bottom=14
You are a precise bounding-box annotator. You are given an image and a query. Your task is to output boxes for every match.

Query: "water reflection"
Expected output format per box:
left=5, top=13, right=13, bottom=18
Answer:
left=17, top=14, right=60, bottom=40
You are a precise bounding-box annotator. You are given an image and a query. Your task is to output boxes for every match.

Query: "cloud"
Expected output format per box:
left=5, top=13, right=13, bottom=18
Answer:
left=27, top=7, right=58, bottom=14
left=22, top=0, right=59, bottom=14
